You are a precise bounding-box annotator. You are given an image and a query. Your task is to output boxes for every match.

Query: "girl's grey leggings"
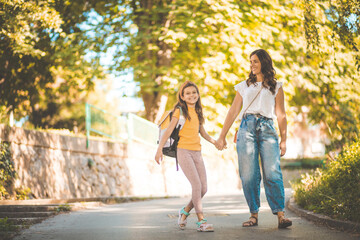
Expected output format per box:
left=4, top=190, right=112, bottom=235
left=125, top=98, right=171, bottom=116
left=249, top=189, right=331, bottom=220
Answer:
left=177, top=148, right=207, bottom=214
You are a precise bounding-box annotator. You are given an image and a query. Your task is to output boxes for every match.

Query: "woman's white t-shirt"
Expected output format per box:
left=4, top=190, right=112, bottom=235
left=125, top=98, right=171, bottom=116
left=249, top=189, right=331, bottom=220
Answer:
left=235, top=80, right=283, bottom=120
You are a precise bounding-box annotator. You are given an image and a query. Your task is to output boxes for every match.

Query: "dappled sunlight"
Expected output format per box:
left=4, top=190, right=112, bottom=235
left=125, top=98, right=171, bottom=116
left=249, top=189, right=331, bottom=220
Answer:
left=3, top=0, right=360, bottom=239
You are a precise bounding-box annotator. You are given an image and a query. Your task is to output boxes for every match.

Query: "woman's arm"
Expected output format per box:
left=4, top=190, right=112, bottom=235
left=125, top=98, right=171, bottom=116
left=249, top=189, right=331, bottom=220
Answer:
left=155, top=116, right=179, bottom=164
left=216, top=92, right=243, bottom=149
left=275, top=87, right=287, bottom=156
left=200, top=125, right=216, bottom=145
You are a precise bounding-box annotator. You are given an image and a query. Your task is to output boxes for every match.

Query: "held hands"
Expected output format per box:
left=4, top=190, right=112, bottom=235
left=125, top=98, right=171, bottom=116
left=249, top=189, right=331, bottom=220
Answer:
left=215, top=138, right=227, bottom=150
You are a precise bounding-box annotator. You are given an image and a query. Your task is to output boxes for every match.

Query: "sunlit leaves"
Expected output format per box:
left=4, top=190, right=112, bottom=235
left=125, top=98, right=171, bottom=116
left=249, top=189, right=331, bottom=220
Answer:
left=2, top=0, right=357, bottom=147
left=296, top=0, right=360, bottom=69
left=0, top=0, right=62, bottom=57
left=91, top=1, right=358, bottom=147
left=0, top=0, right=111, bottom=129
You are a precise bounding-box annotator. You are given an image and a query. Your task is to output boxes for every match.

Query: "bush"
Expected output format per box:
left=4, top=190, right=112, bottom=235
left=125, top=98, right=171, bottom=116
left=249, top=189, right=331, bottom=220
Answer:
left=0, top=141, right=16, bottom=199
left=292, top=140, right=360, bottom=222
left=15, top=187, right=32, bottom=200
left=0, top=142, right=32, bottom=200
left=55, top=204, right=72, bottom=213
left=0, top=217, right=18, bottom=231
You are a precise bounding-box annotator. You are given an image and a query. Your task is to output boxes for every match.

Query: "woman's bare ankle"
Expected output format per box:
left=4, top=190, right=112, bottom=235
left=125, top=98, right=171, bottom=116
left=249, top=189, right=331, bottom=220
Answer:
left=277, top=212, right=285, bottom=219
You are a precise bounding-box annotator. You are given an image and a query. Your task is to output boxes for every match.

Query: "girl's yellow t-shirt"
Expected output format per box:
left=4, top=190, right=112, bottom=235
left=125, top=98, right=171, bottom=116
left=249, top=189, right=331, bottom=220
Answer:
left=173, top=107, right=201, bottom=151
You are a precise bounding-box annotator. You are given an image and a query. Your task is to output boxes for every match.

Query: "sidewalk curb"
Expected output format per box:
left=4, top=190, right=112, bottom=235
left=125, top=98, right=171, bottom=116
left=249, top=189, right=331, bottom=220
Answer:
left=287, top=197, right=360, bottom=233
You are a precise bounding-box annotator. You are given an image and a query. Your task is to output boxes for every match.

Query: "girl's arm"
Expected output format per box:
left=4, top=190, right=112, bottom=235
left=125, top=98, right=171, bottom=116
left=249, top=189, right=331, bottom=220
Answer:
left=275, top=87, right=287, bottom=156
left=216, top=92, right=243, bottom=149
left=155, top=116, right=179, bottom=164
left=199, top=125, right=216, bottom=145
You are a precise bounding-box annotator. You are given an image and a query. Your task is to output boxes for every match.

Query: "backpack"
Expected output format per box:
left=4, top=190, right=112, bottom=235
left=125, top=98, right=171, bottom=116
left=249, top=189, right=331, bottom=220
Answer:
left=157, top=106, right=185, bottom=171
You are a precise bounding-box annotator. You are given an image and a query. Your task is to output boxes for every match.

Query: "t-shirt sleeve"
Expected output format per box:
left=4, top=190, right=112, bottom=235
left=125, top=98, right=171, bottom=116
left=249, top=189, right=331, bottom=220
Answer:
left=275, top=82, right=283, bottom=95
left=172, top=108, right=180, bottom=119
left=234, top=81, right=246, bottom=97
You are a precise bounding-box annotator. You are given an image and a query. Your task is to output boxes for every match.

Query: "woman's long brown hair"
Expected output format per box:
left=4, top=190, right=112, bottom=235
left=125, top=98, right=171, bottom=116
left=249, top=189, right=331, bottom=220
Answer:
left=246, top=49, right=277, bottom=94
left=173, top=81, right=204, bottom=125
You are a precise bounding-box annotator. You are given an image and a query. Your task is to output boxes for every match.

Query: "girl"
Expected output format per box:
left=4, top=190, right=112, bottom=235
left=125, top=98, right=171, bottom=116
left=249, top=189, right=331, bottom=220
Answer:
left=215, top=49, right=292, bottom=229
left=155, top=81, right=215, bottom=232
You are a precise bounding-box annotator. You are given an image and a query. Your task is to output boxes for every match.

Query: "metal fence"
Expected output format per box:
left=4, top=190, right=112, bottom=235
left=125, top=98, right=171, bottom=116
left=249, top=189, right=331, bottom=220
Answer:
left=85, top=103, right=157, bottom=148
left=85, top=103, right=221, bottom=158
left=127, top=113, right=158, bottom=146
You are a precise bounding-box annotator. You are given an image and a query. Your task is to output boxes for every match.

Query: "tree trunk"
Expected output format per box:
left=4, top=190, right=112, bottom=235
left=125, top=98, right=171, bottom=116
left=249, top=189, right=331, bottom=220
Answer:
left=136, top=0, right=174, bottom=122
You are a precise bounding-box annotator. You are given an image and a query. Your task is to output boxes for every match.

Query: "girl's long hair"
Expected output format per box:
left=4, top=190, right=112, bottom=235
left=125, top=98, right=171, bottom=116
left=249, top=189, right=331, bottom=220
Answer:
left=173, top=81, right=204, bottom=125
left=246, top=49, right=277, bottom=94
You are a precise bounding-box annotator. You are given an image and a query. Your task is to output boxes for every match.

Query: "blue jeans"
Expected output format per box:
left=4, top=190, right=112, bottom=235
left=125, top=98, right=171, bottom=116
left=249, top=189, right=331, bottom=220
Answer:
left=236, top=114, right=285, bottom=214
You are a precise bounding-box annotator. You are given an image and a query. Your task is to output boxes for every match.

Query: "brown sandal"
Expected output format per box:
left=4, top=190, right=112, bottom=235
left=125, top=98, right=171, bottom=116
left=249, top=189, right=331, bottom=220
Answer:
left=242, top=216, right=258, bottom=227
left=278, top=217, right=292, bottom=228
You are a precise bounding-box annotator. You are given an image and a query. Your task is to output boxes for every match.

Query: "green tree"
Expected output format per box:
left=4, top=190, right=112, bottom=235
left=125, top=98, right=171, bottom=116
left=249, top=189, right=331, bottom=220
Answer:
left=291, top=0, right=360, bottom=149
left=0, top=0, right=61, bottom=122
left=2, top=0, right=358, bottom=150
left=94, top=0, right=245, bottom=121
left=296, top=0, right=360, bottom=70
left=0, top=0, right=108, bottom=129
left=97, top=0, right=359, bottom=150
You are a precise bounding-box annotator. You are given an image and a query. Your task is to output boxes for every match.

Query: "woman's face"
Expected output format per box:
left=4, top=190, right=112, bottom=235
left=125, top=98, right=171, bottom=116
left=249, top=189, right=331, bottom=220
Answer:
left=250, top=54, right=262, bottom=75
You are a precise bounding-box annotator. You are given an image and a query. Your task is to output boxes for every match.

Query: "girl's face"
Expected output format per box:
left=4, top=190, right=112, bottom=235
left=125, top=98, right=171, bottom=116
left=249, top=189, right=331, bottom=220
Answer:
left=181, top=86, right=199, bottom=107
left=250, top=54, right=262, bottom=75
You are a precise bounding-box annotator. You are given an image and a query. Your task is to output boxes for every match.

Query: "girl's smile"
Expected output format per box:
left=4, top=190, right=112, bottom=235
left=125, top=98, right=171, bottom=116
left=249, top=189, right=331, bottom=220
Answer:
left=182, top=86, right=199, bottom=107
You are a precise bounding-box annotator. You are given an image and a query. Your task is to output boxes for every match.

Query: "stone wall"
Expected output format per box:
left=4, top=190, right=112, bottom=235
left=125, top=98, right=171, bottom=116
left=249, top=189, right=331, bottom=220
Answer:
left=0, top=124, right=241, bottom=199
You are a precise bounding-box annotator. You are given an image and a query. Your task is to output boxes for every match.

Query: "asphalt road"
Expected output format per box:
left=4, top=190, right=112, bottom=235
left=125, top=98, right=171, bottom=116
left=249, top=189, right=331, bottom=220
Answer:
left=13, top=189, right=360, bottom=240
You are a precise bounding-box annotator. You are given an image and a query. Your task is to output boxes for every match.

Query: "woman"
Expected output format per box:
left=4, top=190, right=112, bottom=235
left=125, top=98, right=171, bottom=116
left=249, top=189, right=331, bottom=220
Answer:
left=215, top=49, right=292, bottom=228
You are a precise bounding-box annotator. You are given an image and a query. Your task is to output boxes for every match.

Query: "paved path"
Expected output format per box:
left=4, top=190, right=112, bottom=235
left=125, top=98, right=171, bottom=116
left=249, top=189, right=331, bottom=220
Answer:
left=14, top=189, right=359, bottom=240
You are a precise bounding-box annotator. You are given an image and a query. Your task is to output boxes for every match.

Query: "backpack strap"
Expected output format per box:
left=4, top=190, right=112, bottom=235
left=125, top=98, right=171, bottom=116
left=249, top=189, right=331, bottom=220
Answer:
left=176, top=106, right=185, bottom=130
left=175, top=148, right=179, bottom=171
left=158, top=111, right=171, bottom=127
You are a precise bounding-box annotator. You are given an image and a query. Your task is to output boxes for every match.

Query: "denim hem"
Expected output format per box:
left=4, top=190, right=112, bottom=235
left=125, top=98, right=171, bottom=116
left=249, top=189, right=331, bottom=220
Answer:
left=250, top=210, right=259, bottom=214
left=271, top=209, right=285, bottom=215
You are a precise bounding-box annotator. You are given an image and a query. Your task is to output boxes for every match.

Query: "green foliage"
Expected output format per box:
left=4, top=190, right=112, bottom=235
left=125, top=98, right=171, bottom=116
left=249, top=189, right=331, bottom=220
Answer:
left=0, top=142, right=15, bottom=182
left=297, top=0, right=360, bottom=69
left=1, top=0, right=358, bottom=150
left=291, top=0, right=360, bottom=149
left=0, top=184, right=7, bottom=200
left=0, top=142, right=32, bottom=200
left=0, top=217, right=18, bottom=231
left=55, top=204, right=71, bottom=213
left=289, top=0, right=360, bottom=150
left=15, top=187, right=32, bottom=200
left=292, top=140, right=360, bottom=222
left=0, top=0, right=108, bottom=130
left=87, top=158, right=94, bottom=168
left=0, top=141, right=16, bottom=199
left=95, top=0, right=359, bottom=149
